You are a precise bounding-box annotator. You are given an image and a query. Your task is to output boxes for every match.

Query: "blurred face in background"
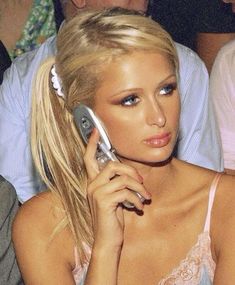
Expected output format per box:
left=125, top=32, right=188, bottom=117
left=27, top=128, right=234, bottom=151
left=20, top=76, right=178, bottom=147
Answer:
left=85, top=0, right=149, bottom=13
left=64, top=0, right=149, bottom=20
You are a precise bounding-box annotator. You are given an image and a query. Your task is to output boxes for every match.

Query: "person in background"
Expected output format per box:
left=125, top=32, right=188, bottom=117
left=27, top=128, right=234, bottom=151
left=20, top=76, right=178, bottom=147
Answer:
left=12, top=8, right=235, bottom=284
left=0, top=0, right=57, bottom=84
left=149, top=0, right=235, bottom=72
left=52, top=0, right=65, bottom=29
left=210, top=0, right=235, bottom=175
left=210, top=40, right=235, bottom=175
left=0, top=176, right=23, bottom=285
left=0, top=0, right=223, bottom=203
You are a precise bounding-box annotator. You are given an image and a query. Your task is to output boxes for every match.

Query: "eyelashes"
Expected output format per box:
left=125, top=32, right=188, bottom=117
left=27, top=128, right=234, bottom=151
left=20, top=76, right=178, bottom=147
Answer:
left=120, top=82, right=177, bottom=107
left=159, top=83, right=177, bottom=96
left=120, top=94, right=140, bottom=106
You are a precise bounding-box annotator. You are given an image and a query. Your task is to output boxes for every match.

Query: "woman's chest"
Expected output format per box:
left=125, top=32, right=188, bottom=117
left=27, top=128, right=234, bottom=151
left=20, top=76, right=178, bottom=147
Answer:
left=117, top=230, right=213, bottom=285
left=117, top=206, right=209, bottom=285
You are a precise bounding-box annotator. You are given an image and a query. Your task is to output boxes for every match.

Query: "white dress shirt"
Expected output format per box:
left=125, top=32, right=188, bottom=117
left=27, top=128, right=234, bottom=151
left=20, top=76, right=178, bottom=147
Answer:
left=0, top=36, right=223, bottom=202
left=210, top=39, right=235, bottom=170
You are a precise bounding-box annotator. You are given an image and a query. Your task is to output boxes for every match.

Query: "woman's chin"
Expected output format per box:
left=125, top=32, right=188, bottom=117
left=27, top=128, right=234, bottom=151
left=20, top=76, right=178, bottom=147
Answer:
left=118, top=152, right=173, bottom=167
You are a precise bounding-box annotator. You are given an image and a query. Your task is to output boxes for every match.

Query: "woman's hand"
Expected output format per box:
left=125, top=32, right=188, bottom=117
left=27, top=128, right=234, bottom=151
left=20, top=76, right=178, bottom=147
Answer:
left=84, top=129, right=150, bottom=250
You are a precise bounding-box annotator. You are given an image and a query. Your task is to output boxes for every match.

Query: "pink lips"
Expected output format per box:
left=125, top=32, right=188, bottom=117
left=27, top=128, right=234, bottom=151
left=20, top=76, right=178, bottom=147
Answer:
left=144, top=132, right=171, bottom=148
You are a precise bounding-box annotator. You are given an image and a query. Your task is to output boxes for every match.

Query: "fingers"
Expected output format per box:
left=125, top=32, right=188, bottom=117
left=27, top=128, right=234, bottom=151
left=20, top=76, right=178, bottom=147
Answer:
left=89, top=160, right=144, bottom=189
left=87, top=173, right=151, bottom=211
left=83, top=128, right=100, bottom=180
left=84, top=128, right=144, bottom=185
left=84, top=128, right=151, bottom=211
left=94, top=188, right=146, bottom=212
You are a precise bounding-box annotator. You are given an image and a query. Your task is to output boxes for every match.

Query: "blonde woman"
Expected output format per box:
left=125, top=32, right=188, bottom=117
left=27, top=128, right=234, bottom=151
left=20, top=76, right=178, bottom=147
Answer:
left=13, top=8, right=235, bottom=285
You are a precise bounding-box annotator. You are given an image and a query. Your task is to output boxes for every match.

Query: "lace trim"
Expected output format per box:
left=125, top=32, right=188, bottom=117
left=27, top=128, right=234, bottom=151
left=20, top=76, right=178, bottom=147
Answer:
left=72, top=262, right=88, bottom=284
left=72, top=232, right=215, bottom=285
left=158, top=231, right=215, bottom=285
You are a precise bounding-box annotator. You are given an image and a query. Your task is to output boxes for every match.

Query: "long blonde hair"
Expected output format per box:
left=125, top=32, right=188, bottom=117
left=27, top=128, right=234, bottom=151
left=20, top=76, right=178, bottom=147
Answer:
left=31, top=7, right=179, bottom=264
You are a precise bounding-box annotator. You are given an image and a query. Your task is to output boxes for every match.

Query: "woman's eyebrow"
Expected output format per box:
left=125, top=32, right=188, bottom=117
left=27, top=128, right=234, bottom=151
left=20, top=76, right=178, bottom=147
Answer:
left=109, top=73, right=176, bottom=98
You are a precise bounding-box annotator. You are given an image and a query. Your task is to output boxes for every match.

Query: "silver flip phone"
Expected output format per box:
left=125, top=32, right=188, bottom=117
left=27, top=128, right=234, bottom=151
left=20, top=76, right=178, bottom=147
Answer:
left=73, top=104, right=118, bottom=166
left=73, top=104, right=145, bottom=209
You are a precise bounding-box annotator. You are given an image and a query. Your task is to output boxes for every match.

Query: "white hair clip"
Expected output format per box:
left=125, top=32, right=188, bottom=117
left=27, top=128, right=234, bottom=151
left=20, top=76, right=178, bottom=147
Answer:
left=51, top=64, right=64, bottom=98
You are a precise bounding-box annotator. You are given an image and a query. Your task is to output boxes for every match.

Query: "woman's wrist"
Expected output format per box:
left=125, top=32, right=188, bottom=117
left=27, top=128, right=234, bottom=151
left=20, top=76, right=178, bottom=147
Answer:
left=92, top=242, right=122, bottom=258
left=85, top=245, right=121, bottom=285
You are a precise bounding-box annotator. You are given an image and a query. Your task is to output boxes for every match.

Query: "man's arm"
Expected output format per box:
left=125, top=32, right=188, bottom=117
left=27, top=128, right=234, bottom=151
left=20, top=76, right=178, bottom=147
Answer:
left=0, top=59, right=41, bottom=203
left=0, top=36, right=57, bottom=203
left=196, top=32, right=235, bottom=73
left=175, top=43, right=224, bottom=172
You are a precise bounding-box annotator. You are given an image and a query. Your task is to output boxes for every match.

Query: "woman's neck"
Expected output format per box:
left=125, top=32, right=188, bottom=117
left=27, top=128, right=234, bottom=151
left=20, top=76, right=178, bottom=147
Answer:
left=120, top=156, right=178, bottom=196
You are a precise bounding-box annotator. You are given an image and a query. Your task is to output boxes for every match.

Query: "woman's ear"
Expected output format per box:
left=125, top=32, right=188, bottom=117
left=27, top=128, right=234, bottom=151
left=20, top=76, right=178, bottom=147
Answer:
left=71, top=0, right=86, bottom=9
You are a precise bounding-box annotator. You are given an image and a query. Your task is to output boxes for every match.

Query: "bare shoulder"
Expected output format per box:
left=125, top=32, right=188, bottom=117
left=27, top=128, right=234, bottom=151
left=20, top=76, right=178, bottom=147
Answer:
left=175, top=165, right=235, bottom=282
left=12, top=191, right=76, bottom=282
left=211, top=174, right=235, bottom=283
left=174, top=159, right=219, bottom=189
left=13, top=191, right=65, bottom=238
left=211, top=174, right=235, bottom=251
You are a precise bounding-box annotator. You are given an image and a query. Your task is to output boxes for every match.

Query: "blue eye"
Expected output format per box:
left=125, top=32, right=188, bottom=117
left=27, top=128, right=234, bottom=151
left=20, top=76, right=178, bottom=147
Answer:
left=121, top=95, right=140, bottom=106
left=159, top=83, right=177, bottom=96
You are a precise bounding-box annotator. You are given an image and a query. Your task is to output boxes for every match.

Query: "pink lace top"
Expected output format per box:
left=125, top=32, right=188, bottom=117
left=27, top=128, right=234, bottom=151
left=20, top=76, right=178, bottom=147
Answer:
left=72, top=173, right=222, bottom=285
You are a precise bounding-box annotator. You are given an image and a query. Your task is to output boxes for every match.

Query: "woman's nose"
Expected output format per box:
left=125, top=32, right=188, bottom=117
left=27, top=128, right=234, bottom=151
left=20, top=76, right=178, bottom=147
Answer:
left=146, top=102, right=166, bottom=128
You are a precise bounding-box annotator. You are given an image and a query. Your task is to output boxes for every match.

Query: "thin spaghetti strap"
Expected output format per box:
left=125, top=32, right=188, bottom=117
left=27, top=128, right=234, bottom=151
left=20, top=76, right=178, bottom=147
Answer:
left=74, top=247, right=79, bottom=269
left=204, top=173, right=223, bottom=232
